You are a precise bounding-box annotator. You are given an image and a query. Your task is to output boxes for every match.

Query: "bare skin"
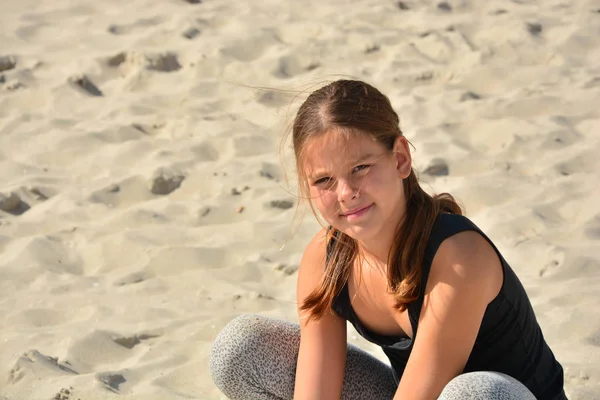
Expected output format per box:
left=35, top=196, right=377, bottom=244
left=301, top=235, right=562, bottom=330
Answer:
left=295, top=230, right=347, bottom=399
left=294, top=132, right=503, bottom=400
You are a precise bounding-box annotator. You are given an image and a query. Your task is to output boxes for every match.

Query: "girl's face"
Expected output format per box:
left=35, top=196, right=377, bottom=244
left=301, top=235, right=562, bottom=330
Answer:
left=303, top=131, right=412, bottom=242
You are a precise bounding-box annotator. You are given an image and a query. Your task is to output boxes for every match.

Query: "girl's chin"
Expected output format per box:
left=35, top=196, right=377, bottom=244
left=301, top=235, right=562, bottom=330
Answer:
left=334, top=224, right=376, bottom=241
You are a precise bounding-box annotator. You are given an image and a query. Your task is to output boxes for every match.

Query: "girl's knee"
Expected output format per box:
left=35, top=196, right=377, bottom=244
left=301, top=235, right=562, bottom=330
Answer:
left=214, top=314, right=273, bottom=344
left=210, top=314, right=299, bottom=399
left=209, top=315, right=286, bottom=381
left=210, top=315, right=268, bottom=367
left=439, top=372, right=536, bottom=400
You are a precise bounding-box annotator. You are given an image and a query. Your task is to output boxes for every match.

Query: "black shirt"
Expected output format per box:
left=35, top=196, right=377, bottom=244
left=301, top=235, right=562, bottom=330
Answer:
left=332, top=213, right=566, bottom=399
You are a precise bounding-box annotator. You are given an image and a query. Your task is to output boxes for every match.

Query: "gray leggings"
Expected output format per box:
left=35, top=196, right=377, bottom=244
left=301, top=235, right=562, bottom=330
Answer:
left=210, top=315, right=537, bottom=400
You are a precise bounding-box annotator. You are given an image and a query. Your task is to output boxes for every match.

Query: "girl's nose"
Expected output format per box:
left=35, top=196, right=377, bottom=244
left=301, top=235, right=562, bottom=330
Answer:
left=337, top=179, right=359, bottom=203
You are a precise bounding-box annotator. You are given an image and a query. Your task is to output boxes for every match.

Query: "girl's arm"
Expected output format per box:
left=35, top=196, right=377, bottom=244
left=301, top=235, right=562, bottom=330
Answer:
left=294, top=230, right=348, bottom=400
left=394, top=230, right=504, bottom=400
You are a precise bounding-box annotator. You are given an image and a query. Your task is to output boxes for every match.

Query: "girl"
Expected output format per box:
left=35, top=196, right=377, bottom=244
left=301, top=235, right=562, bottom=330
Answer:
left=210, top=80, right=566, bottom=399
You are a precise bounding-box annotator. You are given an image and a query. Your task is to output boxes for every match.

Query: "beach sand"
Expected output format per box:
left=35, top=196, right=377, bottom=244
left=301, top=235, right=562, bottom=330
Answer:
left=1, top=0, right=599, bottom=398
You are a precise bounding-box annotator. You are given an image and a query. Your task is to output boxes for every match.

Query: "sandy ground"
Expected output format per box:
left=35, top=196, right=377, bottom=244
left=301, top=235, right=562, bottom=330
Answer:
left=1, top=0, right=599, bottom=398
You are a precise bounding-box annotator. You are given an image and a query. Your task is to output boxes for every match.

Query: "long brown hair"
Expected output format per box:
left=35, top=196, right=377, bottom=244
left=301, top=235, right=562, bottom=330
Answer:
left=291, top=80, right=463, bottom=320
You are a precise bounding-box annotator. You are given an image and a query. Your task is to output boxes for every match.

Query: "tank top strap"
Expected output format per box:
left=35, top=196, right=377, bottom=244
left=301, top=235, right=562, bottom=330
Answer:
left=409, top=213, right=483, bottom=322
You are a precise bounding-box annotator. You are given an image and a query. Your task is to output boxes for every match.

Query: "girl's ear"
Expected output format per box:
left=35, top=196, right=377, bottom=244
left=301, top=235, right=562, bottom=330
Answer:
left=393, top=136, right=412, bottom=179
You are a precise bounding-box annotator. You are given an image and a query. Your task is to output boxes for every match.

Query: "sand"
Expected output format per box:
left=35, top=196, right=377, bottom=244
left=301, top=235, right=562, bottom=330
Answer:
left=1, top=0, right=599, bottom=398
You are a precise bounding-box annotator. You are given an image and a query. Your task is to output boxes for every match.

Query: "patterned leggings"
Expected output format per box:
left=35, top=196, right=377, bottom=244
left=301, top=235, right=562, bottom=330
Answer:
left=210, top=315, right=537, bottom=400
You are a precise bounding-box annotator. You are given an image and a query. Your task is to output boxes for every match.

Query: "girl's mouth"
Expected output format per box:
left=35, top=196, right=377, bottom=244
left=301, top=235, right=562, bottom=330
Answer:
left=341, top=204, right=374, bottom=220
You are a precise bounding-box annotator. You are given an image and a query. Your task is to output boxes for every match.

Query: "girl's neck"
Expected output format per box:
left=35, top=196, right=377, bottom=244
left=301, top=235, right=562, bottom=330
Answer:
left=355, top=244, right=389, bottom=279
left=357, top=209, right=405, bottom=264
left=357, top=239, right=392, bottom=265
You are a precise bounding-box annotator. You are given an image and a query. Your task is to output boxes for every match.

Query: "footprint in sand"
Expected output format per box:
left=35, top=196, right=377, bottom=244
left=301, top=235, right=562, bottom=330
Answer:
left=422, top=158, right=450, bottom=177
left=220, top=34, right=278, bottom=63
left=130, top=122, right=165, bottom=136
left=584, top=214, right=600, bottom=240
left=541, top=128, right=580, bottom=150
left=584, top=76, right=600, bottom=88
left=538, top=259, right=561, bottom=278
left=52, top=387, right=79, bottom=400
left=112, top=333, right=161, bottom=349
left=0, top=192, right=30, bottom=216
left=89, top=124, right=147, bottom=143
left=397, top=1, right=410, bottom=10
left=409, top=34, right=453, bottom=64
left=8, top=307, right=71, bottom=328
left=232, top=135, right=274, bottom=157
left=113, top=270, right=152, bottom=287
left=96, top=372, right=127, bottom=393
left=27, top=186, right=51, bottom=202
left=107, top=16, right=164, bottom=35
left=256, top=90, right=292, bottom=108
left=268, top=199, right=294, bottom=210
left=107, top=51, right=181, bottom=73
left=525, top=22, right=543, bottom=36
left=0, top=55, right=17, bottom=73
left=68, top=75, right=103, bottom=97
left=259, top=162, right=282, bottom=181
left=191, top=141, right=220, bottom=163
left=531, top=204, right=565, bottom=227
left=273, top=55, right=303, bottom=78
left=149, top=168, right=186, bottom=195
left=585, top=328, right=600, bottom=347
left=437, top=2, right=452, bottom=12
left=544, top=256, right=600, bottom=280
left=87, top=176, right=156, bottom=208
left=8, top=350, right=77, bottom=384
left=196, top=203, right=248, bottom=226
left=182, top=27, right=201, bottom=39
left=67, top=330, right=160, bottom=369
left=88, top=183, right=121, bottom=206
left=460, top=91, right=482, bottom=101
left=145, top=53, right=181, bottom=72
left=58, top=331, right=160, bottom=394
left=554, top=150, right=598, bottom=177
left=272, top=55, right=320, bottom=79
left=9, top=235, right=84, bottom=276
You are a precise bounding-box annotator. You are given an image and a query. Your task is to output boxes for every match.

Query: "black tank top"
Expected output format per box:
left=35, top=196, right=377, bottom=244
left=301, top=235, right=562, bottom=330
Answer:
left=331, top=213, right=566, bottom=399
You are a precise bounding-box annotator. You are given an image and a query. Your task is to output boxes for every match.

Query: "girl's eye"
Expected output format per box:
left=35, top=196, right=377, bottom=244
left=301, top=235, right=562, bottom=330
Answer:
left=352, top=165, right=371, bottom=173
left=314, top=177, right=332, bottom=185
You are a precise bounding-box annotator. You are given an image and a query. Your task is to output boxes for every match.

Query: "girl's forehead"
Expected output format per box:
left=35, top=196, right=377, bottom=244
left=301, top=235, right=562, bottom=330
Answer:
left=302, top=131, right=385, bottom=172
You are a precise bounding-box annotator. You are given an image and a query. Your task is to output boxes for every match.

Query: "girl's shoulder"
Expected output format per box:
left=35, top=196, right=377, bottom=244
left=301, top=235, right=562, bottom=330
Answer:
left=427, top=217, right=504, bottom=303
left=304, top=227, right=329, bottom=257
left=297, top=228, right=329, bottom=282
left=427, top=213, right=499, bottom=259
